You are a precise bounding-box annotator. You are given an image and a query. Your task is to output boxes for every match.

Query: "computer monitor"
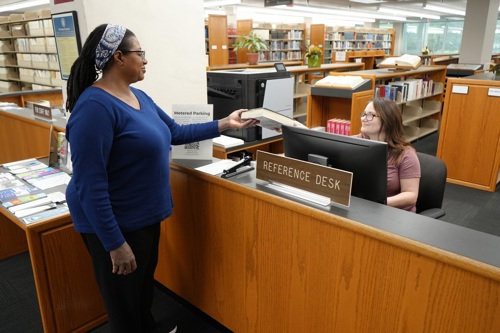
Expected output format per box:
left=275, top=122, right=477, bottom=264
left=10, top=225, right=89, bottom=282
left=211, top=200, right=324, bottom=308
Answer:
left=281, top=125, right=388, bottom=204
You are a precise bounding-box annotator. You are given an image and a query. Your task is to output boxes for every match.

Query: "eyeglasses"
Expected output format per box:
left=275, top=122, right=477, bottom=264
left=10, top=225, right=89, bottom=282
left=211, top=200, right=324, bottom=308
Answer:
left=121, top=50, right=146, bottom=61
left=360, top=112, right=378, bottom=121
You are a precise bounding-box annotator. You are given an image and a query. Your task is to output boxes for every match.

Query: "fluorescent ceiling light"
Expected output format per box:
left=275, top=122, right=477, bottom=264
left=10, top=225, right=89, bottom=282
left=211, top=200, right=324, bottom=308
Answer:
left=378, top=7, right=440, bottom=20
left=281, top=5, right=406, bottom=21
left=203, top=0, right=241, bottom=8
left=205, top=9, right=226, bottom=16
left=423, top=4, right=465, bottom=16
left=350, top=0, right=386, bottom=3
left=0, top=0, right=49, bottom=12
left=237, top=6, right=374, bottom=23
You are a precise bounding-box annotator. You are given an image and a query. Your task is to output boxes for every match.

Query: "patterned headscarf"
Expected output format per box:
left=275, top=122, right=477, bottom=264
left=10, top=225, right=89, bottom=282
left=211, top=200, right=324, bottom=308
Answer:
left=95, top=24, right=126, bottom=70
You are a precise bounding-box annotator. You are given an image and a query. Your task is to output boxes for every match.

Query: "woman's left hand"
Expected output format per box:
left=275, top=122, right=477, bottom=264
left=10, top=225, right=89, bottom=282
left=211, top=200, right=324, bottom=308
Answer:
left=218, top=109, right=258, bottom=132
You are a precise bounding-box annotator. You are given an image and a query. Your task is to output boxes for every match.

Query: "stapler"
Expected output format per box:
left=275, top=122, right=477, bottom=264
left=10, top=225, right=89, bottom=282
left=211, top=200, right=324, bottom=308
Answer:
left=221, top=155, right=254, bottom=178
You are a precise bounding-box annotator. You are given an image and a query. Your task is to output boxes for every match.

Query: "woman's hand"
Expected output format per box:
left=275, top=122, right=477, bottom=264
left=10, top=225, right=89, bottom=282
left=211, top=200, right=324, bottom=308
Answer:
left=110, top=241, right=137, bottom=275
left=218, top=109, right=258, bottom=132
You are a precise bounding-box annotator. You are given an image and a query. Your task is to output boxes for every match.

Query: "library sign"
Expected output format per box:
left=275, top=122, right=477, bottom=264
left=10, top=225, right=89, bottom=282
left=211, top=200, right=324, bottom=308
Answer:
left=256, top=151, right=353, bottom=207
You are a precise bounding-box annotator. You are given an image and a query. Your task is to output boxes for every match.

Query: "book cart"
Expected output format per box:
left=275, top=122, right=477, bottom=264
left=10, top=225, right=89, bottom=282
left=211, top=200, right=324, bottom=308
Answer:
left=306, top=65, right=447, bottom=140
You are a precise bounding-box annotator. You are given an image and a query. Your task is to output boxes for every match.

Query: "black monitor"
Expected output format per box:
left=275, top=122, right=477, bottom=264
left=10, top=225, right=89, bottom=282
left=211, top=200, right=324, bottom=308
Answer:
left=281, top=125, right=388, bottom=204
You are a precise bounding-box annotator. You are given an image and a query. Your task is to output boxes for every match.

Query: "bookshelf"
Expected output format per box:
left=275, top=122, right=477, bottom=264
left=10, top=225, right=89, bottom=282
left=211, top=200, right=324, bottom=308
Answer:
left=0, top=10, right=61, bottom=93
left=207, top=14, right=229, bottom=66
left=236, top=20, right=305, bottom=64
left=306, top=66, right=447, bottom=141
left=310, top=24, right=394, bottom=68
left=227, top=24, right=237, bottom=64
left=265, top=23, right=305, bottom=62
left=437, top=74, right=500, bottom=192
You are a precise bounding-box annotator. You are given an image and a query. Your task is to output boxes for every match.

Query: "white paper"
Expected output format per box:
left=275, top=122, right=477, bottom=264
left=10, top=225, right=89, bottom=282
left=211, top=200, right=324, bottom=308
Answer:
left=171, top=104, right=213, bottom=160
left=195, top=159, right=240, bottom=176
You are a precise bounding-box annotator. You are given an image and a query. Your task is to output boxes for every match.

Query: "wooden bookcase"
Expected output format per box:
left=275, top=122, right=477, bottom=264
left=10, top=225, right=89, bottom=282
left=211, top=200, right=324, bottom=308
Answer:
left=310, top=24, right=394, bottom=67
left=306, top=65, right=447, bottom=140
left=207, top=14, right=229, bottom=66
left=0, top=10, right=61, bottom=93
left=437, top=74, right=500, bottom=192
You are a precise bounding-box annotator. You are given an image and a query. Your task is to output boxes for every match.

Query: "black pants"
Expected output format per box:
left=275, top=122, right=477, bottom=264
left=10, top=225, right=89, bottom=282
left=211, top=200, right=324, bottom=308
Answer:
left=81, top=223, right=161, bottom=333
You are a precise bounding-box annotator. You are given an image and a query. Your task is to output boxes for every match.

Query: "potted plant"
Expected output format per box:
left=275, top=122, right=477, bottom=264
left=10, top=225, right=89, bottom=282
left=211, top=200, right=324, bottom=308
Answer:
left=489, top=62, right=500, bottom=79
left=232, top=30, right=268, bottom=65
left=305, top=45, right=322, bottom=68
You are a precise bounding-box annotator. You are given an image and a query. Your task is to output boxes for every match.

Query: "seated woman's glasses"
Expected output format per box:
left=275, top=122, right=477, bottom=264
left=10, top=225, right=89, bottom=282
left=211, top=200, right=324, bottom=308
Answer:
left=360, top=112, right=378, bottom=121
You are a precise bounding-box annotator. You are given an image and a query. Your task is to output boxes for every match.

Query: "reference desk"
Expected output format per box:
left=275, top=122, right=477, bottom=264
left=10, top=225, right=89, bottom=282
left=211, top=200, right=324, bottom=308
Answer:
left=155, top=159, right=500, bottom=333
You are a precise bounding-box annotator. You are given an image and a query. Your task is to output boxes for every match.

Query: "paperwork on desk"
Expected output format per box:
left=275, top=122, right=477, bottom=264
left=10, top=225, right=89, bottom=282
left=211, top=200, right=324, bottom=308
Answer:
left=195, top=159, right=241, bottom=175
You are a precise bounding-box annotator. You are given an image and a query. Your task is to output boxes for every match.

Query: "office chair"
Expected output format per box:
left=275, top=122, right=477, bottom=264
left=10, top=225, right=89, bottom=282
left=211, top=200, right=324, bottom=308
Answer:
left=415, top=152, right=447, bottom=219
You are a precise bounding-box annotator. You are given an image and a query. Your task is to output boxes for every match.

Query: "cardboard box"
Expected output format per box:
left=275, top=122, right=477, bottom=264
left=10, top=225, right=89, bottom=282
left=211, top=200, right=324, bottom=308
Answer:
left=11, top=24, right=26, bottom=37
left=8, top=13, right=24, bottom=22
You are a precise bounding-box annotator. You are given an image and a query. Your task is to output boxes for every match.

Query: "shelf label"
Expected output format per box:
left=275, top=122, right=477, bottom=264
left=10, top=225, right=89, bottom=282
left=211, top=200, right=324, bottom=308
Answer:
left=211, top=45, right=217, bottom=50
left=222, top=45, right=227, bottom=50
left=451, top=85, right=468, bottom=94
left=487, top=88, right=500, bottom=97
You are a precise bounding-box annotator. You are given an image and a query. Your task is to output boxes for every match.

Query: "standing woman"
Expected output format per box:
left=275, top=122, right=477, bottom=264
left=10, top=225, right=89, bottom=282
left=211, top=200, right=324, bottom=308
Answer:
left=358, top=97, right=420, bottom=212
left=65, top=24, right=256, bottom=333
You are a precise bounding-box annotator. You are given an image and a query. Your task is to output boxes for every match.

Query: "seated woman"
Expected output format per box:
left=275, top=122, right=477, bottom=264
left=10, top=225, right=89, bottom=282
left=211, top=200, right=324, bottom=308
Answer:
left=357, top=98, right=420, bottom=212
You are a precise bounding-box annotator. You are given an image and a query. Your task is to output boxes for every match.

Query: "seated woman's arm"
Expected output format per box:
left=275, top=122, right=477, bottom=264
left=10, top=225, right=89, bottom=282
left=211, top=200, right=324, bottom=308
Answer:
left=387, top=177, right=419, bottom=209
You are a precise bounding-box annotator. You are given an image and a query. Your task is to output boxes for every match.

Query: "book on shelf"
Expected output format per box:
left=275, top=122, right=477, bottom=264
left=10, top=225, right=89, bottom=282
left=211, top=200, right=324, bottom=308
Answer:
left=326, top=119, right=351, bottom=136
left=314, top=75, right=366, bottom=90
left=378, top=54, right=422, bottom=70
left=241, top=107, right=295, bottom=130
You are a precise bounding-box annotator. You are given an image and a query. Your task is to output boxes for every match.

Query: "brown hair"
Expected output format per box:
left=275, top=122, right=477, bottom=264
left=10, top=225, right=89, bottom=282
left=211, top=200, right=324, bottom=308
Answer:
left=370, top=97, right=413, bottom=164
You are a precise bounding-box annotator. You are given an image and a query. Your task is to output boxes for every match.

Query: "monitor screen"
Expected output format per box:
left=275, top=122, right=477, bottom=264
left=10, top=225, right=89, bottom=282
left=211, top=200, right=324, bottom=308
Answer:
left=282, top=125, right=388, bottom=204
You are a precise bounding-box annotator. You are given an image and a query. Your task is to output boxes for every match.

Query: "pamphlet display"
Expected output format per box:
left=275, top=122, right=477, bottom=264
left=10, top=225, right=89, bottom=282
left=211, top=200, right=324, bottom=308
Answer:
left=1, top=158, right=70, bottom=224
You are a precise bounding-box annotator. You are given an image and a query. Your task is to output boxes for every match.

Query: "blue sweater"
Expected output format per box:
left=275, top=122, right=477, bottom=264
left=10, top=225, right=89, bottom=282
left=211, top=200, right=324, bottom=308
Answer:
left=66, top=87, right=219, bottom=251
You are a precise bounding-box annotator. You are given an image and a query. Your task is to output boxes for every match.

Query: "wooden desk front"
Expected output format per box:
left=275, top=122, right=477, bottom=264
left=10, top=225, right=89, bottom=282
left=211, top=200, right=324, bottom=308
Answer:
left=155, top=161, right=500, bottom=333
left=0, top=177, right=106, bottom=332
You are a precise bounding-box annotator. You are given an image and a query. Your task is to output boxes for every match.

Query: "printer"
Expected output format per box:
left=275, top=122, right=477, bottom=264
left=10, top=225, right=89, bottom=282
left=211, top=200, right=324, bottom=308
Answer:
left=207, top=69, right=293, bottom=141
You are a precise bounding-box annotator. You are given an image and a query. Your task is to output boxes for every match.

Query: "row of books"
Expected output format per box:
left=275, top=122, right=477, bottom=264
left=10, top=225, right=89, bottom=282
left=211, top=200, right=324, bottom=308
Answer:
left=326, top=41, right=392, bottom=50
left=268, top=40, right=302, bottom=51
left=1, top=158, right=69, bottom=224
left=265, top=51, right=303, bottom=61
left=375, top=78, right=437, bottom=102
left=326, top=118, right=351, bottom=136
left=327, top=32, right=392, bottom=41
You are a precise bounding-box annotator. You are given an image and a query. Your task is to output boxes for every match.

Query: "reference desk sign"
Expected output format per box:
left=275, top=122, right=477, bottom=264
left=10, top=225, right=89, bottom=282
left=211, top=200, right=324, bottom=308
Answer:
left=256, top=151, right=353, bottom=207
left=33, top=103, right=53, bottom=121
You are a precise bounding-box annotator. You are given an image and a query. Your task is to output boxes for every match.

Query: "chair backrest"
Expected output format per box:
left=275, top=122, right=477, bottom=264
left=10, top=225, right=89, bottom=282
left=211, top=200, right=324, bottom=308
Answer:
left=415, top=152, right=447, bottom=214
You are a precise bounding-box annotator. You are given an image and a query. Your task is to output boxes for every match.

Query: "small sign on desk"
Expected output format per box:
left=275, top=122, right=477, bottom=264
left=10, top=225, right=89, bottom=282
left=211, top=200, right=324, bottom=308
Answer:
left=256, top=151, right=353, bottom=207
left=33, top=103, right=53, bottom=121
